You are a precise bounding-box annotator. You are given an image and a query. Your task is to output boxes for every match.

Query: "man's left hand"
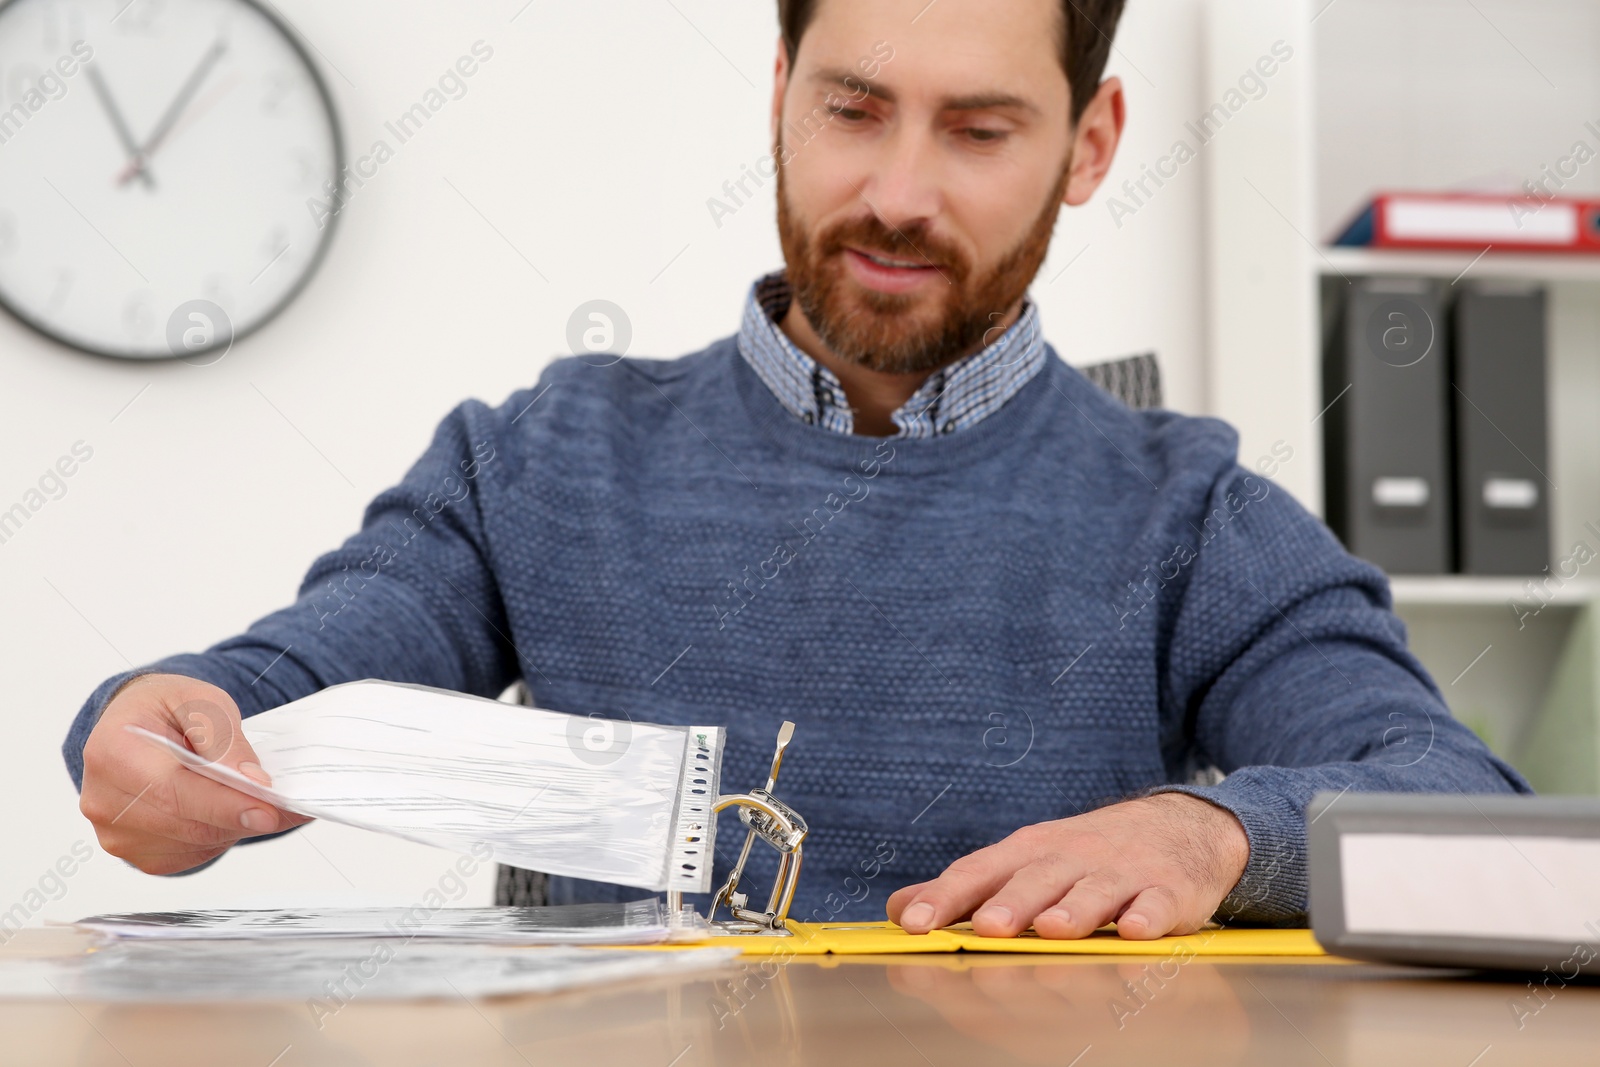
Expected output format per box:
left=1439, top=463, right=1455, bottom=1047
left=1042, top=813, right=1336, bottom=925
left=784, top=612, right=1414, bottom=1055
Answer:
left=885, top=793, right=1250, bottom=940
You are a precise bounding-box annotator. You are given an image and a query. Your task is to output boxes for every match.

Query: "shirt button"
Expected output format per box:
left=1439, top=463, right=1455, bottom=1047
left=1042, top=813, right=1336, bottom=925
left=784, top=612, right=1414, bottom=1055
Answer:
left=941, top=420, right=957, bottom=435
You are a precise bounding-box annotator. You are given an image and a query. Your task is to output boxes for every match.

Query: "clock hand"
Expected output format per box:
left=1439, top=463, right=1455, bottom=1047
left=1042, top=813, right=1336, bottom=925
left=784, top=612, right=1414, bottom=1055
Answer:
left=86, top=65, right=156, bottom=189
left=113, top=74, right=242, bottom=187
left=115, top=38, right=229, bottom=187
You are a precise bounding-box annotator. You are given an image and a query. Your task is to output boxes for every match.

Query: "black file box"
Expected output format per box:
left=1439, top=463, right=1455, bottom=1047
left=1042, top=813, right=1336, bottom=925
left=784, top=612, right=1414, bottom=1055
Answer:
left=1323, top=277, right=1454, bottom=574
left=1451, top=283, right=1550, bottom=575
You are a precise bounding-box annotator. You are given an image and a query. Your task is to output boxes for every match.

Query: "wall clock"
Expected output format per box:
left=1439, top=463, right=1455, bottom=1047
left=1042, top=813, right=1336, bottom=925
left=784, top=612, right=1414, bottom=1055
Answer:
left=0, top=0, right=343, bottom=360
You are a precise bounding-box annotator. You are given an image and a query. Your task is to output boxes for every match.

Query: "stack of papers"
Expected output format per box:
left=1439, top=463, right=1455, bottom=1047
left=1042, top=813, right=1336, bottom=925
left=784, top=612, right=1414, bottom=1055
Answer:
left=72, top=899, right=703, bottom=946
left=21, top=899, right=732, bottom=1003
left=130, top=680, right=724, bottom=894
left=0, top=940, right=738, bottom=1002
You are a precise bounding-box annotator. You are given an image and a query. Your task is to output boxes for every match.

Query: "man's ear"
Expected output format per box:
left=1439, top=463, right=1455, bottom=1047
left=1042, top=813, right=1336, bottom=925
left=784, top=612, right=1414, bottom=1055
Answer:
left=771, top=34, right=790, bottom=147
left=1063, top=75, right=1127, bottom=208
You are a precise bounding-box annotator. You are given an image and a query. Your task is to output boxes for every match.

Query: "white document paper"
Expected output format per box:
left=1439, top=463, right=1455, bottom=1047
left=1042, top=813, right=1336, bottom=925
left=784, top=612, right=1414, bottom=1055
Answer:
left=130, top=680, right=723, bottom=893
left=72, top=899, right=699, bottom=946
left=0, top=940, right=738, bottom=1002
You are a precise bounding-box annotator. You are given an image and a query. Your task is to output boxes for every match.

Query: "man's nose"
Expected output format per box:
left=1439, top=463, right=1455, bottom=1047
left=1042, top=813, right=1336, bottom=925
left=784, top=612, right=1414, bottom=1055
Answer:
left=856, top=126, right=942, bottom=237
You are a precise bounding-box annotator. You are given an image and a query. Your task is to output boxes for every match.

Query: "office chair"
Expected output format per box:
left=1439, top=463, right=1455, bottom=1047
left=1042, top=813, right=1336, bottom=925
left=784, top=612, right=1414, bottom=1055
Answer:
left=1080, top=351, right=1163, bottom=410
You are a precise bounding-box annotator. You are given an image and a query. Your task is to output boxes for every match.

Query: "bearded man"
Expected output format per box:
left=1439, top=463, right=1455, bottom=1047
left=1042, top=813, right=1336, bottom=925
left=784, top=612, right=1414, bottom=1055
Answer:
left=66, top=0, right=1528, bottom=939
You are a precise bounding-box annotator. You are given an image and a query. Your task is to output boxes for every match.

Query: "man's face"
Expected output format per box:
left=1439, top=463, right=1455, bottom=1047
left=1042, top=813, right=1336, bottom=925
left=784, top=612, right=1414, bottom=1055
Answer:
left=773, top=0, right=1077, bottom=375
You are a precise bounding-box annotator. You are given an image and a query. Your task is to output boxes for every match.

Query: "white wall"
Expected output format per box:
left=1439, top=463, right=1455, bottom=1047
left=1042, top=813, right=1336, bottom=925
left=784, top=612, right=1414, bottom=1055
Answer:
left=0, top=0, right=1219, bottom=927
left=1314, top=0, right=1600, bottom=241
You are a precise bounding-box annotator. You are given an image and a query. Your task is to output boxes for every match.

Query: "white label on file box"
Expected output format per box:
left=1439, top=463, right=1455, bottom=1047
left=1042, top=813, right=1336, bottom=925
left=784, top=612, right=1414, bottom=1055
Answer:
left=1372, top=477, right=1429, bottom=508
left=1483, top=477, right=1538, bottom=510
left=1388, top=198, right=1578, bottom=244
left=1341, top=833, right=1600, bottom=942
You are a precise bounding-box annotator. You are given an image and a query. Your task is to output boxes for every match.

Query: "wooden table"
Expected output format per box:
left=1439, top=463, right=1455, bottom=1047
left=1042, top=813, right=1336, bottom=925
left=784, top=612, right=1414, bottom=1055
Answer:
left=4, top=928, right=1597, bottom=1066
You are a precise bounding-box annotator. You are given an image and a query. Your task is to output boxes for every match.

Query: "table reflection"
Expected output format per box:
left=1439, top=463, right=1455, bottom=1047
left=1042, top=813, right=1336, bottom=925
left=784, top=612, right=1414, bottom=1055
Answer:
left=884, top=956, right=1251, bottom=1065
left=7, top=932, right=1600, bottom=1067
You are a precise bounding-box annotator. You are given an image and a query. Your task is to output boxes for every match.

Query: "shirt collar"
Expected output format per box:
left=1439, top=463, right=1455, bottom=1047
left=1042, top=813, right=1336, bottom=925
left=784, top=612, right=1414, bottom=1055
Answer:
left=736, top=269, right=1046, bottom=438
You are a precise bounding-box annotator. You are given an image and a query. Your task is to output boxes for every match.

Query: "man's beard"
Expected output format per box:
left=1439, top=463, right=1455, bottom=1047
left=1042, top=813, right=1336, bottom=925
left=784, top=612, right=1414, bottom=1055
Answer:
left=775, top=144, right=1072, bottom=376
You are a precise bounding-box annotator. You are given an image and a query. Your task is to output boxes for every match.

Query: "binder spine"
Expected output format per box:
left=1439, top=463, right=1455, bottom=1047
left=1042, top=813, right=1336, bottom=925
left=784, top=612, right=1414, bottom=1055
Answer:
left=1323, top=277, right=1453, bottom=574
left=1331, top=192, right=1600, bottom=252
left=1451, top=284, right=1551, bottom=575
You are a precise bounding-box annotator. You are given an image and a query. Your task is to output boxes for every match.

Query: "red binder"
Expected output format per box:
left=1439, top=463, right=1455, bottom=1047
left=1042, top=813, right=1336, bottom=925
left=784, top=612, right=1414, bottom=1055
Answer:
left=1334, top=191, right=1600, bottom=254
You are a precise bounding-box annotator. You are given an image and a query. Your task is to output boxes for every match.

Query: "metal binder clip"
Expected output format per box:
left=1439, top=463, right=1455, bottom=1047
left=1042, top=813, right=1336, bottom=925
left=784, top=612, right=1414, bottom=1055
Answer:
left=667, top=721, right=808, bottom=934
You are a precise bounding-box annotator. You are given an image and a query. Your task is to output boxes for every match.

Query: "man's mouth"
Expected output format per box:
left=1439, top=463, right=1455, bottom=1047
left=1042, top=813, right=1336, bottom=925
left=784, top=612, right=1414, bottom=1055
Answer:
left=851, top=248, right=934, bottom=270
left=842, top=247, right=942, bottom=294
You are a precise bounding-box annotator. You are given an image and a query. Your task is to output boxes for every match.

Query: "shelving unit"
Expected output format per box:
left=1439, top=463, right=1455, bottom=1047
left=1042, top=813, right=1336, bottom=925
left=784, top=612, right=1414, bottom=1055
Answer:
left=1319, top=248, right=1600, bottom=285
left=1389, top=576, right=1600, bottom=609
left=1205, top=0, right=1600, bottom=776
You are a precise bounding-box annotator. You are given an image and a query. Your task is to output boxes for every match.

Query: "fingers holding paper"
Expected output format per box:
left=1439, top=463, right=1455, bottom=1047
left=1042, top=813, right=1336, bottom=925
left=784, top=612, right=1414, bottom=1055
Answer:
left=79, top=674, right=310, bottom=875
left=885, top=793, right=1250, bottom=940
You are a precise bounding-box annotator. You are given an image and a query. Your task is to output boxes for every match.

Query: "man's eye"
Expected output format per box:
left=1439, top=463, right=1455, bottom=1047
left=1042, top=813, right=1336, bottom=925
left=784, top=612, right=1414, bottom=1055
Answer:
left=961, top=128, right=1008, bottom=144
left=828, top=105, right=869, bottom=122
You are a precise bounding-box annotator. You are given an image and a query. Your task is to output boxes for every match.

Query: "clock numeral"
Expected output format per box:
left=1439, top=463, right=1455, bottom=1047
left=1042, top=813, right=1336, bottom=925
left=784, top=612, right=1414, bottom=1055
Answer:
left=291, top=150, right=322, bottom=191
left=115, top=0, right=167, bottom=34
left=37, top=2, right=85, bottom=50
left=253, top=225, right=292, bottom=286
left=47, top=270, right=74, bottom=312
left=123, top=292, right=155, bottom=339
left=203, top=273, right=233, bottom=309
left=263, top=224, right=290, bottom=258
left=41, top=2, right=61, bottom=49
left=6, top=63, right=44, bottom=106
left=262, top=71, right=293, bottom=114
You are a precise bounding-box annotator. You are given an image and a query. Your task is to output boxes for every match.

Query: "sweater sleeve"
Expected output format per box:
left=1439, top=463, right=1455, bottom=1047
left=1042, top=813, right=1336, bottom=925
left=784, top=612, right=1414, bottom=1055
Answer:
left=61, top=399, right=521, bottom=792
left=1144, top=464, right=1533, bottom=925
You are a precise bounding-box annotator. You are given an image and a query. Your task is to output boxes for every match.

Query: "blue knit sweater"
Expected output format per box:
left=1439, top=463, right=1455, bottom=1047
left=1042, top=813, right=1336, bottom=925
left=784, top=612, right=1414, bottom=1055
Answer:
left=63, top=337, right=1531, bottom=924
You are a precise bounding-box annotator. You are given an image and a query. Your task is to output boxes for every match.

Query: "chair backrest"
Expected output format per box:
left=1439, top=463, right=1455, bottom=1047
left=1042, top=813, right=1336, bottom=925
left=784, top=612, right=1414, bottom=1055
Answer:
left=496, top=864, right=549, bottom=907
left=1079, top=352, right=1163, bottom=410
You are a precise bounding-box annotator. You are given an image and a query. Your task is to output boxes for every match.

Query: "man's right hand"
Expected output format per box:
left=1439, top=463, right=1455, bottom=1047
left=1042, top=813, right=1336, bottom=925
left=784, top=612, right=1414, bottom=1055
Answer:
left=79, top=674, right=311, bottom=875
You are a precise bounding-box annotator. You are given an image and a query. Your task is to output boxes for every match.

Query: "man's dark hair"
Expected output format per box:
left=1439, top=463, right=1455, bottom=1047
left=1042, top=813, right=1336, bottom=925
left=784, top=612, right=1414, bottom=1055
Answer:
left=776, top=0, right=1128, bottom=124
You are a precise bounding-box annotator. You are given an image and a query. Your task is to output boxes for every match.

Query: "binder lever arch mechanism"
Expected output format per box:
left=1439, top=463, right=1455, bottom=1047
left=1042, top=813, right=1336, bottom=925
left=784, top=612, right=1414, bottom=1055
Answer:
left=670, top=721, right=809, bottom=934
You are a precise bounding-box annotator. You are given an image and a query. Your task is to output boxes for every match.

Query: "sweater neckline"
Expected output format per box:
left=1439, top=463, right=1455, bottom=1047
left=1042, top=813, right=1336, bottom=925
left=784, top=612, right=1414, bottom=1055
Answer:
left=722, top=334, right=1067, bottom=475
